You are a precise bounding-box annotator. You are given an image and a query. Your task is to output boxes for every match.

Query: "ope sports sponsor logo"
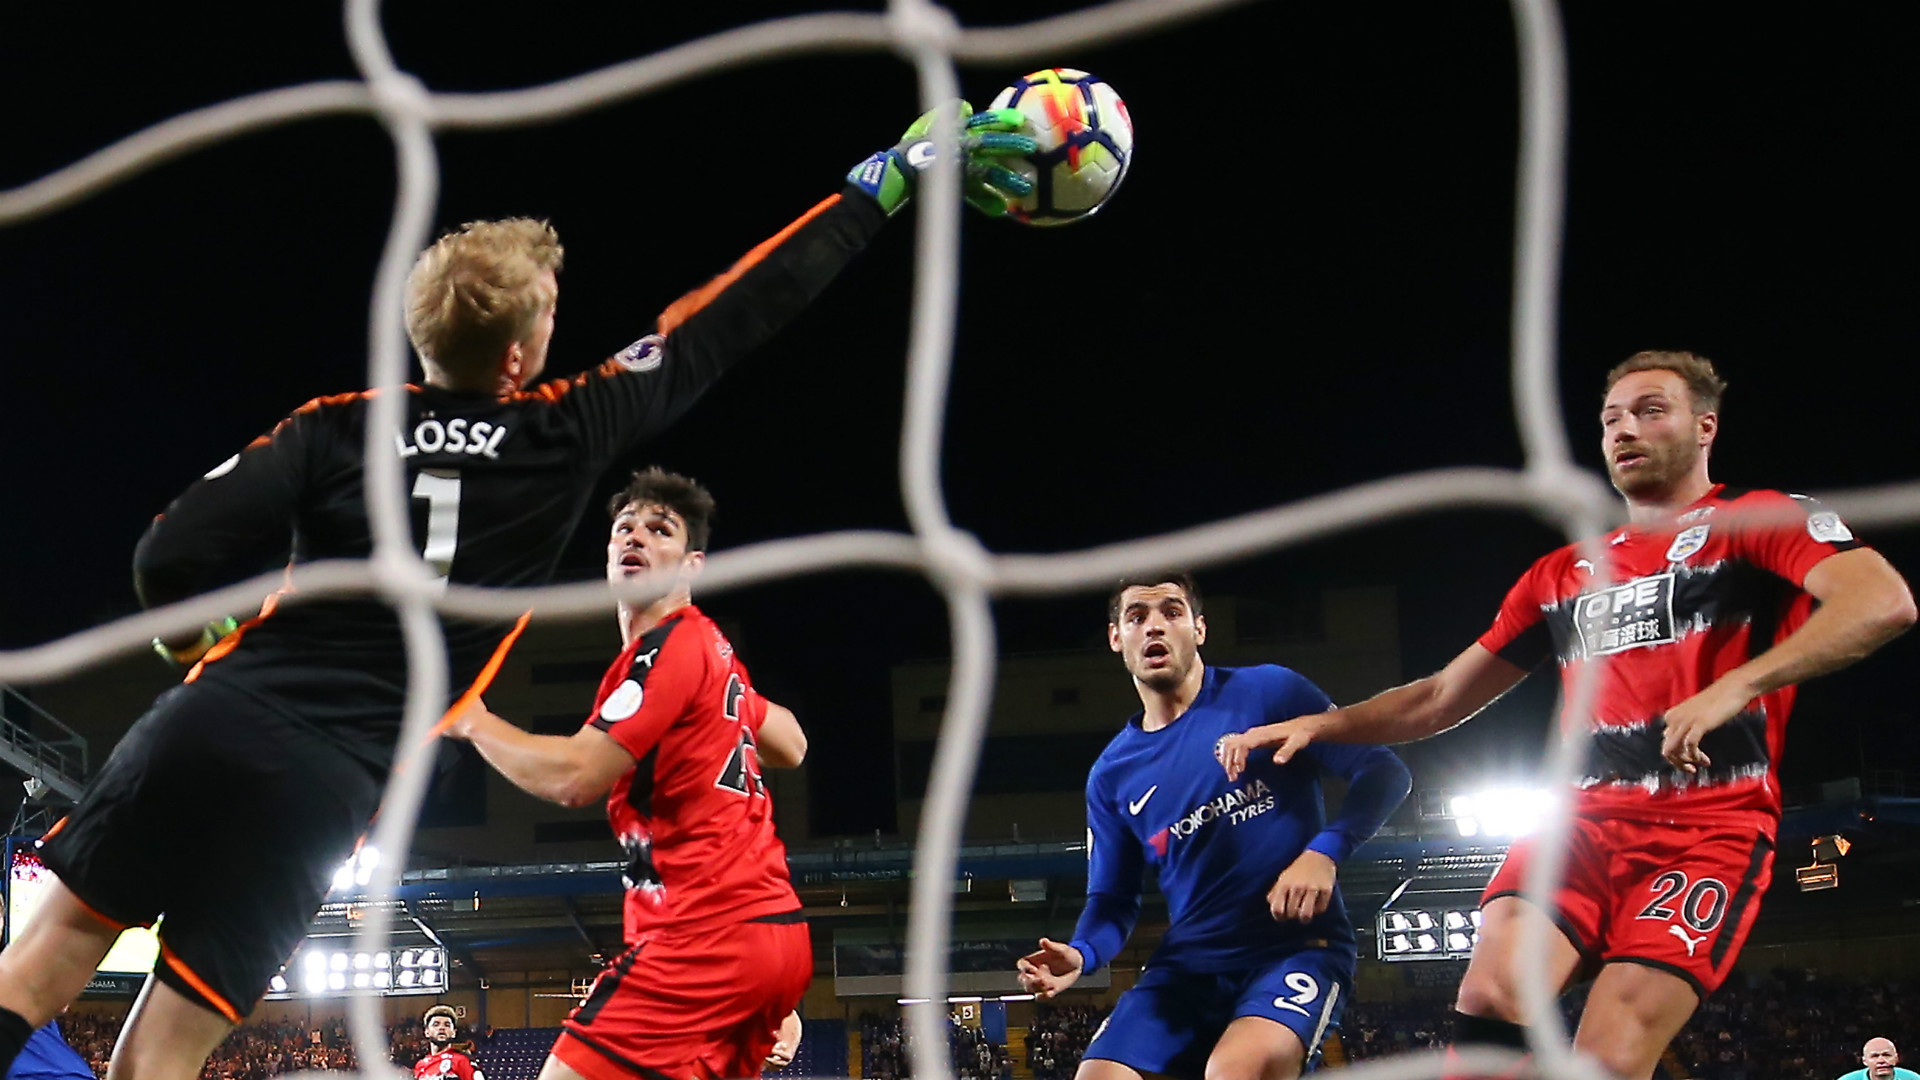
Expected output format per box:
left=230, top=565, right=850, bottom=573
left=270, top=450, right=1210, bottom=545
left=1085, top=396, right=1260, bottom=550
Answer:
left=1573, top=572, right=1678, bottom=658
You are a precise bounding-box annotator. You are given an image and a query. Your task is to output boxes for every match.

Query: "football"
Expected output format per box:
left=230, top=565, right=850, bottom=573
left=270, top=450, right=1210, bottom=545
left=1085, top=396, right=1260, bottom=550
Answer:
left=988, top=68, right=1133, bottom=226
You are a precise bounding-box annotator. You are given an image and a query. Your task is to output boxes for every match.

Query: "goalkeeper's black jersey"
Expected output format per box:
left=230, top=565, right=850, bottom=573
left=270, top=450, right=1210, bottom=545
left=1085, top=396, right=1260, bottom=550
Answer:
left=132, top=189, right=887, bottom=772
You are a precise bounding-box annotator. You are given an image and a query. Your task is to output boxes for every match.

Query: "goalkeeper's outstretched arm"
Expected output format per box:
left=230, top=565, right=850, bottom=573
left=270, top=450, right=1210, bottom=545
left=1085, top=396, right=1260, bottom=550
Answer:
left=565, top=103, right=1035, bottom=465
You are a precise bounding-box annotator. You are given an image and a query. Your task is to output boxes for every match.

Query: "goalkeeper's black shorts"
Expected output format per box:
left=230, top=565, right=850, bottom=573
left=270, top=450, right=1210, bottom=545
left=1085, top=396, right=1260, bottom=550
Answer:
left=37, top=678, right=384, bottom=1022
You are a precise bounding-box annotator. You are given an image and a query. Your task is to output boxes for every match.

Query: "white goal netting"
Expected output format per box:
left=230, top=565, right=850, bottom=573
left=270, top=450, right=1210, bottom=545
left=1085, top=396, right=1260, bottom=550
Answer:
left=4, top=3, right=1917, bottom=1080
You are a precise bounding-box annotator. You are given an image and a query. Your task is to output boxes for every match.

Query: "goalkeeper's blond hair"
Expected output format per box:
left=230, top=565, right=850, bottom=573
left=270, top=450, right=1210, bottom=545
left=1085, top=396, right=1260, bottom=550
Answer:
left=406, top=218, right=564, bottom=389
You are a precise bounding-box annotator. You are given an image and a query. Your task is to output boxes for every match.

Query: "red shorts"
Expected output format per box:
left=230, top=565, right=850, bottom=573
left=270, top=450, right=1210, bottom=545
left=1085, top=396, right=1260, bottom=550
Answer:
left=1481, top=816, right=1773, bottom=996
left=554, top=917, right=811, bottom=1080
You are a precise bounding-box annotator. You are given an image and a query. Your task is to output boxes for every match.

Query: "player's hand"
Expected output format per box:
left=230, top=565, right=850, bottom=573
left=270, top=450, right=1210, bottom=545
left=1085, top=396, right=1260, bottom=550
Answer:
left=1015, top=937, right=1084, bottom=999
left=766, top=1010, right=803, bottom=1068
left=151, top=615, right=242, bottom=668
left=1659, top=679, right=1754, bottom=774
left=1214, top=716, right=1322, bottom=781
left=1267, top=850, right=1337, bottom=924
left=846, top=102, right=1037, bottom=217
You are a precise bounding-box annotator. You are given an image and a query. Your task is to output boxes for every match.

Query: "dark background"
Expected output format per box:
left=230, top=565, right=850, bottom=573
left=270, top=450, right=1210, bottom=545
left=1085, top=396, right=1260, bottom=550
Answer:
left=3, top=2, right=1914, bottom=836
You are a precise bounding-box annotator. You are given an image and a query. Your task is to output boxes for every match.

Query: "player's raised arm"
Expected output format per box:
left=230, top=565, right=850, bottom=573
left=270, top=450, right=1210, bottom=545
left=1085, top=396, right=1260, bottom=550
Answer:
left=443, top=698, right=635, bottom=809
left=1217, top=644, right=1528, bottom=780
left=561, top=104, right=1034, bottom=464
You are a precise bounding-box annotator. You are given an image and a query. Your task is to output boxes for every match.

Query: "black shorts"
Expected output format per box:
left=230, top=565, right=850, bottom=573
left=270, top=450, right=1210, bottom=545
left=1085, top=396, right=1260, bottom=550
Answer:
left=38, top=678, right=384, bottom=1021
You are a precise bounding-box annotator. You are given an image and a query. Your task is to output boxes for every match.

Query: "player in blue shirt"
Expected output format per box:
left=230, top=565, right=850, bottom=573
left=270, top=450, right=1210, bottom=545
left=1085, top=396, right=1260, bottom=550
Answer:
left=5, top=1020, right=93, bottom=1080
left=1017, top=574, right=1411, bottom=1080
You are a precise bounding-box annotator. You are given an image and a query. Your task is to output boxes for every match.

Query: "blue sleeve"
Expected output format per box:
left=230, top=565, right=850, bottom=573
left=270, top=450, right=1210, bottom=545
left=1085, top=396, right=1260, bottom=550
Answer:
left=1260, top=667, right=1410, bottom=864
left=1066, top=766, right=1142, bottom=975
left=1301, top=740, right=1411, bottom=864
left=9, top=1023, right=96, bottom=1080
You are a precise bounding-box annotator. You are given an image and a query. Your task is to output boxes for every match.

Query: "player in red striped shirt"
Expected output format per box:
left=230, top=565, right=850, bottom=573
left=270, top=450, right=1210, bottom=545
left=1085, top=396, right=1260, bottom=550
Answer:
left=447, top=468, right=809, bottom=1080
left=1216, top=352, right=1914, bottom=1078
left=414, top=1005, right=485, bottom=1080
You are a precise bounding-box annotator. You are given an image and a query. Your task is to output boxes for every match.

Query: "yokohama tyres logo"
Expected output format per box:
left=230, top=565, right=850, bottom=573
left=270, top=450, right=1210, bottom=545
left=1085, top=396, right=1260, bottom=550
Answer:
left=1573, top=572, right=1678, bottom=658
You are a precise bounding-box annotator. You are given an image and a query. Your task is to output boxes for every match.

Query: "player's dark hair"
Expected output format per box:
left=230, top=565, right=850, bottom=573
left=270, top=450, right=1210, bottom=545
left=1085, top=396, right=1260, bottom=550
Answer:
left=608, top=467, right=716, bottom=552
left=1605, top=350, right=1727, bottom=415
left=423, top=1004, right=458, bottom=1027
left=1107, top=573, right=1203, bottom=625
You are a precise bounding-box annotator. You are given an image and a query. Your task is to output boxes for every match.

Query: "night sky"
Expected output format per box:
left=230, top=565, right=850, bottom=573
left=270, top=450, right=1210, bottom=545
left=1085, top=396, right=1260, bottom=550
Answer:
left=3, top=2, right=1915, bottom=835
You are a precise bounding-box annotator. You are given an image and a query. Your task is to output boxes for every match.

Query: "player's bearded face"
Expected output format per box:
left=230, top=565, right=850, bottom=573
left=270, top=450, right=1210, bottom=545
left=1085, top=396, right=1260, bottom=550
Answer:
left=1601, top=370, right=1711, bottom=499
left=1110, top=585, right=1205, bottom=690
left=426, top=1017, right=455, bottom=1046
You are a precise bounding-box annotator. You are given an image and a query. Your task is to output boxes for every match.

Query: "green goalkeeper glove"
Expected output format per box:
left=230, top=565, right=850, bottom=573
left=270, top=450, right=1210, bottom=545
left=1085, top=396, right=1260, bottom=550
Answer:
left=152, top=615, right=241, bottom=668
left=847, top=102, right=1037, bottom=217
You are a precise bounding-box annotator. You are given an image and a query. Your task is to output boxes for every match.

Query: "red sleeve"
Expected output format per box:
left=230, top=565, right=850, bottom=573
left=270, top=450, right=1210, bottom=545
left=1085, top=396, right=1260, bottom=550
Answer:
left=1734, top=491, right=1862, bottom=587
left=586, top=616, right=704, bottom=761
left=1477, top=554, right=1557, bottom=669
left=742, top=684, right=769, bottom=730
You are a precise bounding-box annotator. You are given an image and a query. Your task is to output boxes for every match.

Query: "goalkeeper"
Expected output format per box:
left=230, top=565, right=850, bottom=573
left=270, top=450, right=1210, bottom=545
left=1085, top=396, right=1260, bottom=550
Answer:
left=0, top=105, right=1033, bottom=1080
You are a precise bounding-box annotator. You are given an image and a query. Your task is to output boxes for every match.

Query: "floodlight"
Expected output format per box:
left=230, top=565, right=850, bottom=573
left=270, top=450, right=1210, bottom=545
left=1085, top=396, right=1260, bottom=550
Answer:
left=400, top=949, right=418, bottom=968
left=330, top=952, right=349, bottom=972
left=1444, top=911, right=1471, bottom=931
left=353, top=952, right=371, bottom=970
left=353, top=973, right=371, bottom=989
left=304, top=952, right=326, bottom=973
left=398, top=971, right=418, bottom=987
left=421, top=948, right=441, bottom=967
left=1412, top=933, right=1439, bottom=953
left=328, top=973, right=346, bottom=990
left=1450, top=787, right=1554, bottom=838
left=303, top=971, right=327, bottom=994
left=1446, top=932, right=1473, bottom=952
left=269, top=976, right=289, bottom=993
left=374, top=972, right=392, bottom=988
left=422, top=970, right=442, bottom=987
left=1381, top=912, right=1412, bottom=932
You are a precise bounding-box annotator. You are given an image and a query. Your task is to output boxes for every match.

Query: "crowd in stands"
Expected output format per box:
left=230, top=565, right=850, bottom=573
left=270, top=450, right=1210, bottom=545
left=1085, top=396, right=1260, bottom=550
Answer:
left=1340, top=968, right=1914, bottom=1080
left=55, top=1014, right=435, bottom=1080
left=1027, top=1004, right=1106, bottom=1080
left=1341, top=1002, right=1456, bottom=1058
left=1672, top=972, right=1913, bottom=1080
left=858, top=1013, right=1012, bottom=1080
left=46, top=970, right=1916, bottom=1080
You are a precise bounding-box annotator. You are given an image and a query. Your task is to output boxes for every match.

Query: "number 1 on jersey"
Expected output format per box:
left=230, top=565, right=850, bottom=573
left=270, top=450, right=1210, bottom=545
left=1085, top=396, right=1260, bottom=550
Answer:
left=412, top=469, right=461, bottom=590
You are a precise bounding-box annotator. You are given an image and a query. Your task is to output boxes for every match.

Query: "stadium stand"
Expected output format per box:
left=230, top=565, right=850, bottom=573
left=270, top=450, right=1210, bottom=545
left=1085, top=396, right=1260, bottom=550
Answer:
left=1026, top=1005, right=1105, bottom=1080
left=765, top=1019, right=850, bottom=1079
left=471, top=1027, right=562, bottom=1080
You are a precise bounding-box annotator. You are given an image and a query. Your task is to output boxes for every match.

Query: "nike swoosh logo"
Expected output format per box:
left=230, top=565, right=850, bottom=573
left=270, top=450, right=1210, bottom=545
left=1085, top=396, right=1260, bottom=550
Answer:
left=1128, top=786, right=1158, bottom=815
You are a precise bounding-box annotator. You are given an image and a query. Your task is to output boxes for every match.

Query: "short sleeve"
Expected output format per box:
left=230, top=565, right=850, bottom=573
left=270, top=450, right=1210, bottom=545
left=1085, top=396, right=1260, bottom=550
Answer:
left=1477, top=556, right=1555, bottom=669
left=587, top=617, right=703, bottom=761
left=1735, top=492, right=1862, bottom=588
